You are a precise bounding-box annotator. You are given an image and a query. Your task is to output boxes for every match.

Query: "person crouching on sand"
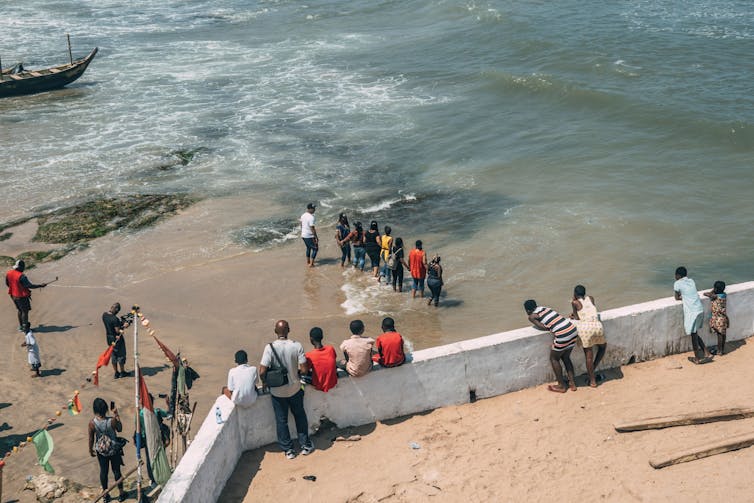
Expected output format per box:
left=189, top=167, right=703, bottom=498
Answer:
left=570, top=285, right=606, bottom=387
left=21, top=322, right=41, bottom=377
left=704, top=281, right=729, bottom=356
left=525, top=299, right=578, bottom=393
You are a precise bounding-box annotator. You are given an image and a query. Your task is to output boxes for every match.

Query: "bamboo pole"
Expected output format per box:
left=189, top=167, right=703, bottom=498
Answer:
left=650, top=431, right=754, bottom=469
left=615, top=407, right=754, bottom=432
left=0, top=55, right=3, bottom=81
left=66, top=34, right=73, bottom=64
left=132, top=307, right=143, bottom=503
left=93, top=460, right=143, bottom=502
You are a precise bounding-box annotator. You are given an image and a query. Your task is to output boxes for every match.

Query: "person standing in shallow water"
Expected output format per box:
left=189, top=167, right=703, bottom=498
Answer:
left=525, top=299, right=578, bottom=393
left=300, top=203, right=319, bottom=267
left=335, top=213, right=355, bottom=268
left=390, top=237, right=409, bottom=292
left=408, top=240, right=427, bottom=298
left=426, top=255, right=443, bottom=306
left=704, top=281, right=729, bottom=356
left=351, top=221, right=366, bottom=271
left=674, top=266, right=712, bottom=364
left=379, top=225, right=393, bottom=284
left=364, top=221, right=381, bottom=278
left=570, top=285, right=606, bottom=387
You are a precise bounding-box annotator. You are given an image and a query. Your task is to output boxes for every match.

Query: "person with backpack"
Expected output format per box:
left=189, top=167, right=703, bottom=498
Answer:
left=88, top=397, right=126, bottom=502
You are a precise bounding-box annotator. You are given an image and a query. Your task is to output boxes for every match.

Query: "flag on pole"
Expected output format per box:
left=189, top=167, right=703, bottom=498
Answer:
left=151, top=334, right=179, bottom=368
left=32, top=430, right=54, bottom=473
left=67, top=393, right=82, bottom=416
left=138, top=367, right=171, bottom=485
left=93, top=345, right=114, bottom=386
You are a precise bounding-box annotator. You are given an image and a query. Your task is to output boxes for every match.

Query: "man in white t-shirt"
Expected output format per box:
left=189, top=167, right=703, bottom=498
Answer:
left=259, top=320, right=314, bottom=459
left=674, top=266, right=712, bottom=364
left=222, top=350, right=259, bottom=407
left=300, top=203, right=318, bottom=267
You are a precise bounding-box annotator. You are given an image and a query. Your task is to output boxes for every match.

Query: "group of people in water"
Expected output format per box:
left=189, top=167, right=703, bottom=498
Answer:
left=525, top=267, right=730, bottom=393
left=301, top=203, right=445, bottom=306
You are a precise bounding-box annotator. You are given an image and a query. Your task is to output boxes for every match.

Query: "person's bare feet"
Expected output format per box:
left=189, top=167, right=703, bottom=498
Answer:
left=547, top=384, right=567, bottom=393
left=568, top=381, right=577, bottom=391
left=589, top=380, right=597, bottom=388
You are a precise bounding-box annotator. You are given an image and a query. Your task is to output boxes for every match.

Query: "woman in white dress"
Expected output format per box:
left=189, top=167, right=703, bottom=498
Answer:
left=571, top=285, right=606, bottom=388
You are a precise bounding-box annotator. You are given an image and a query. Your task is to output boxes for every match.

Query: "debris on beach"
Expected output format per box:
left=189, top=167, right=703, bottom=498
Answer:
left=409, top=442, right=421, bottom=450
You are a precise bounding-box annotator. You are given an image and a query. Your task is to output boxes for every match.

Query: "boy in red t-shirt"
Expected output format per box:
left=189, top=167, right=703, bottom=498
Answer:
left=305, top=327, right=338, bottom=392
left=374, top=317, right=406, bottom=368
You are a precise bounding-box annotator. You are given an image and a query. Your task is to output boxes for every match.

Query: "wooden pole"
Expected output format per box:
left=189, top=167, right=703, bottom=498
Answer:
left=614, top=407, right=754, bottom=432
left=93, top=460, right=143, bottom=502
left=0, top=462, right=4, bottom=502
left=66, top=34, right=73, bottom=64
left=650, top=431, right=754, bottom=469
left=0, top=55, right=3, bottom=81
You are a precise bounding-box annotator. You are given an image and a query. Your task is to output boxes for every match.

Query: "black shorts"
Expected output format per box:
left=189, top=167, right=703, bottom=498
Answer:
left=12, top=296, right=31, bottom=312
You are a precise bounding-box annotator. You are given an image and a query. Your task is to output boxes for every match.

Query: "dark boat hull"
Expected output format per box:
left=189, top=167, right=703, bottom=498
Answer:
left=0, top=47, right=98, bottom=98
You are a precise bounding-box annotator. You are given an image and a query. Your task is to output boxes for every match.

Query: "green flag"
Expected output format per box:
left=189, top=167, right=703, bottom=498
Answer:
left=32, top=430, right=54, bottom=474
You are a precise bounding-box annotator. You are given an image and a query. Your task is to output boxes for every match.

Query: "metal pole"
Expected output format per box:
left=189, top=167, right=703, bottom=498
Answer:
left=133, top=306, right=142, bottom=502
left=66, top=34, right=73, bottom=64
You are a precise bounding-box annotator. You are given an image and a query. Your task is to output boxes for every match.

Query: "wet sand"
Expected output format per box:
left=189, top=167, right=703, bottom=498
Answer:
left=2, top=197, right=752, bottom=502
left=0, top=196, right=459, bottom=501
left=223, top=338, right=754, bottom=503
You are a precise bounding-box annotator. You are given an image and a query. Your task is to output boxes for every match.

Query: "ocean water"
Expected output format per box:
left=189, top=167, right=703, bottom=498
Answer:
left=1, top=0, right=752, bottom=342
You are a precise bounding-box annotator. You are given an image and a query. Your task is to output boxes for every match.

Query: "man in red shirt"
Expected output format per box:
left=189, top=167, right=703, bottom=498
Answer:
left=374, top=317, right=406, bottom=368
left=305, top=327, right=338, bottom=392
left=5, top=260, right=47, bottom=331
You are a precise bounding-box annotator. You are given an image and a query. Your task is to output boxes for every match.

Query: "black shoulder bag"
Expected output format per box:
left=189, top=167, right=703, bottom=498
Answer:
left=264, top=343, right=289, bottom=388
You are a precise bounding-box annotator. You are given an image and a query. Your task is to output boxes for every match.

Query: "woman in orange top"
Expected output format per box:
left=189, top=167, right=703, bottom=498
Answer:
left=408, top=240, right=427, bottom=298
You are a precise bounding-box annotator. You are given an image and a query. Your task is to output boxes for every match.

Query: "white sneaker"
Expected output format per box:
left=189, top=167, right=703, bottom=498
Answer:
left=285, top=450, right=297, bottom=459
left=301, top=444, right=314, bottom=456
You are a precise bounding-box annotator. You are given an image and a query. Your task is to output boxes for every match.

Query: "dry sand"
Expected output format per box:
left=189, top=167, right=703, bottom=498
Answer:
left=223, top=339, right=754, bottom=503
left=1, top=199, right=752, bottom=502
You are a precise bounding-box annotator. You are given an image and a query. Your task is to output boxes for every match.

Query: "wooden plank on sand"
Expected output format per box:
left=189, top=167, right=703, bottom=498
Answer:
left=614, top=407, right=754, bottom=432
left=650, top=431, right=754, bottom=469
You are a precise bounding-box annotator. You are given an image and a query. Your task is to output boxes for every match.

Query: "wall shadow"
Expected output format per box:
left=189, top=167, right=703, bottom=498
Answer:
left=216, top=449, right=265, bottom=503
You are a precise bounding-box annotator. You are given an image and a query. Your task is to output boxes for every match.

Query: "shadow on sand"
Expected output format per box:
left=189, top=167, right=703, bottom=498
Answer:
left=34, top=324, right=76, bottom=333
left=0, top=423, right=64, bottom=457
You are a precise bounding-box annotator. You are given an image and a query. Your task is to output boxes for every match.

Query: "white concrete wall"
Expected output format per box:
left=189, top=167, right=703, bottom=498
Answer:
left=159, top=281, right=754, bottom=503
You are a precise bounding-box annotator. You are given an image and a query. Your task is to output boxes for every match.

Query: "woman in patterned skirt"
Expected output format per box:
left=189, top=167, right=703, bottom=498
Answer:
left=704, top=281, right=729, bottom=355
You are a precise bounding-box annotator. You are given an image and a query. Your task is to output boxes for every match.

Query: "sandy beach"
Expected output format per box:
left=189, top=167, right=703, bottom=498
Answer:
left=2, top=198, right=752, bottom=502
left=223, top=338, right=754, bottom=503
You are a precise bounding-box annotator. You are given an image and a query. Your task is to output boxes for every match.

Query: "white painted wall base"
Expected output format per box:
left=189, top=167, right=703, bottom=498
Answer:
left=159, top=281, right=754, bottom=503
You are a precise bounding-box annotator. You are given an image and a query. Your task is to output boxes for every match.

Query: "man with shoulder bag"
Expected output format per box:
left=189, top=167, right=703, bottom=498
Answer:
left=259, top=320, right=314, bottom=460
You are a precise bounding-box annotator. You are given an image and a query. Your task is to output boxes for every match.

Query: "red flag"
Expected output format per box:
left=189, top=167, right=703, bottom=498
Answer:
left=93, top=345, right=114, bottom=386
left=152, top=334, right=179, bottom=368
left=138, top=367, right=153, bottom=411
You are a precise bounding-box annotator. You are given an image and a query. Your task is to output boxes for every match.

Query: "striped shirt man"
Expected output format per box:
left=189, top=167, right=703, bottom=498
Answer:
left=531, top=306, right=578, bottom=351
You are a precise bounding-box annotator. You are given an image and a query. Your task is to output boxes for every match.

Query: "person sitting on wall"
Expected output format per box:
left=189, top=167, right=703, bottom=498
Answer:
left=373, top=317, right=406, bottom=368
left=338, top=319, right=376, bottom=377
left=305, top=327, right=338, bottom=392
left=525, top=299, right=579, bottom=393
left=570, top=285, right=607, bottom=388
left=222, top=349, right=259, bottom=407
left=674, top=266, right=713, bottom=364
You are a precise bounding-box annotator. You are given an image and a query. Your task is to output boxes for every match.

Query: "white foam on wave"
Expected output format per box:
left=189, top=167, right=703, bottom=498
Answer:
left=339, top=269, right=396, bottom=316
left=358, top=193, right=417, bottom=213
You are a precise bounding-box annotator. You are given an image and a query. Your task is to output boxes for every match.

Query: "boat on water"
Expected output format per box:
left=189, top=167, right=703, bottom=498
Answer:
left=0, top=46, right=98, bottom=98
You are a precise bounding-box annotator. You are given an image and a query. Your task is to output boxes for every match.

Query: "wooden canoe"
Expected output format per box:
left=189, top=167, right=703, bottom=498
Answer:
left=0, top=47, right=98, bottom=98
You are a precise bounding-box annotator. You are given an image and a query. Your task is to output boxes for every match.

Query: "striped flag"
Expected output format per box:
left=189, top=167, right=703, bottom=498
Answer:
left=67, top=394, right=82, bottom=416
left=138, top=367, right=171, bottom=485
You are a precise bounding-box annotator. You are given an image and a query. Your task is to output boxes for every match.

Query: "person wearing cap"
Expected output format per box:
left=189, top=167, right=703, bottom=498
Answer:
left=5, top=260, right=47, bottom=331
left=300, top=203, right=319, bottom=267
